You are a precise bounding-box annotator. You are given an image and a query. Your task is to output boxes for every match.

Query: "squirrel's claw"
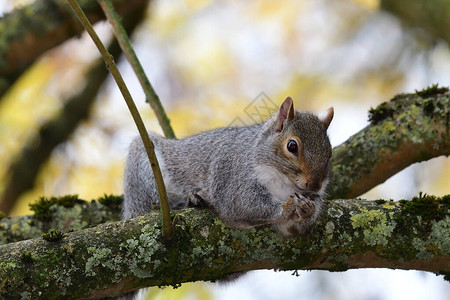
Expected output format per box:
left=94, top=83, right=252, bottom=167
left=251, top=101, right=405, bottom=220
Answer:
left=283, top=194, right=316, bottom=222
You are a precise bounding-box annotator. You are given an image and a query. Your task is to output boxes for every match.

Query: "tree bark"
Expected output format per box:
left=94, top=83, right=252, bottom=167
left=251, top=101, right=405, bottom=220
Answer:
left=0, top=0, right=149, bottom=98
left=0, top=90, right=448, bottom=298
left=0, top=195, right=447, bottom=299
left=328, top=87, right=449, bottom=199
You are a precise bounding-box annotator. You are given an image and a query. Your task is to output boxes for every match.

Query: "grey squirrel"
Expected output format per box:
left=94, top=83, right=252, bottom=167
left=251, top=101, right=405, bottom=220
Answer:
left=123, top=96, right=333, bottom=236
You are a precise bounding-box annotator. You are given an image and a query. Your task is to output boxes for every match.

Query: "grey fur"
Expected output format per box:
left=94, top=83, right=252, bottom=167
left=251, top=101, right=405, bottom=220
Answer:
left=123, top=99, right=333, bottom=233
left=120, top=99, right=333, bottom=300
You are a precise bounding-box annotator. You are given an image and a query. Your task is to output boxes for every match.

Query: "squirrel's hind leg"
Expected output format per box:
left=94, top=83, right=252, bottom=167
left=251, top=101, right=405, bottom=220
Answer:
left=122, top=181, right=157, bottom=220
left=123, top=157, right=159, bottom=219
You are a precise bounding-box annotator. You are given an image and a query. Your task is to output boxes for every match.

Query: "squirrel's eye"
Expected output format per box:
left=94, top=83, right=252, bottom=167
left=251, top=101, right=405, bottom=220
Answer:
left=287, top=140, right=298, bottom=153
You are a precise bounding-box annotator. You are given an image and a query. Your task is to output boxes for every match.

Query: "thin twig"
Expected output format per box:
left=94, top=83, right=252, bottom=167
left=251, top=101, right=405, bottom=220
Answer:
left=98, top=0, right=176, bottom=139
left=67, top=0, right=172, bottom=237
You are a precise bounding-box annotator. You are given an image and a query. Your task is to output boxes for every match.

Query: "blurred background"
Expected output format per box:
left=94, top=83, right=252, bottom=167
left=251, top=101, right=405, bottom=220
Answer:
left=0, top=0, right=449, bottom=299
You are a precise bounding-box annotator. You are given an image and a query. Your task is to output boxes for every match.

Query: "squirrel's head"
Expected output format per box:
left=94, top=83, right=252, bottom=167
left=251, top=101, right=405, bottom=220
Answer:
left=260, top=97, right=333, bottom=195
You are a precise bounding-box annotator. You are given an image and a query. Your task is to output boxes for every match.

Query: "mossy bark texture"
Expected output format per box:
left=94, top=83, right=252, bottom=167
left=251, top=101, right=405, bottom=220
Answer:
left=0, top=196, right=448, bottom=299
left=328, top=89, right=449, bottom=199
left=0, top=91, right=448, bottom=297
left=0, top=0, right=149, bottom=97
left=0, top=198, right=121, bottom=245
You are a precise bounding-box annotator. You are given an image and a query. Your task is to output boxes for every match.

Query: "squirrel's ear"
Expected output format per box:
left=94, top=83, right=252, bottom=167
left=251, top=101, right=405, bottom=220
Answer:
left=275, top=97, right=295, bottom=132
left=319, top=107, right=334, bottom=130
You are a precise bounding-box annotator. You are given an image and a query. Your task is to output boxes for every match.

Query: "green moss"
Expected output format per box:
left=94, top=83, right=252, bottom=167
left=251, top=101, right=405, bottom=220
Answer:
left=20, top=252, right=34, bottom=263
left=0, top=212, right=5, bottom=219
left=97, top=194, right=123, bottom=206
left=392, top=194, right=450, bottom=261
left=395, top=193, right=448, bottom=238
left=415, top=83, right=449, bottom=98
left=375, top=200, right=386, bottom=205
left=402, top=194, right=447, bottom=222
left=29, top=195, right=85, bottom=221
left=29, top=197, right=57, bottom=221
left=42, top=229, right=64, bottom=241
left=422, top=99, right=435, bottom=113
left=368, top=102, right=395, bottom=124
left=0, top=261, right=17, bottom=274
left=441, top=194, right=450, bottom=205
left=57, top=195, right=84, bottom=207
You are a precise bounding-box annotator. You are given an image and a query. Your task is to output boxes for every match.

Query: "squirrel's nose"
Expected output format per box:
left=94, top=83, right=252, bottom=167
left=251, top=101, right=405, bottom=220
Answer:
left=306, top=180, right=321, bottom=192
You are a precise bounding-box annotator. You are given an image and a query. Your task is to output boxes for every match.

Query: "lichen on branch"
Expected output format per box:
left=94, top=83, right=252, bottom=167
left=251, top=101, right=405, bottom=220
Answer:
left=329, top=87, right=449, bottom=199
left=0, top=195, right=121, bottom=245
left=0, top=194, right=448, bottom=299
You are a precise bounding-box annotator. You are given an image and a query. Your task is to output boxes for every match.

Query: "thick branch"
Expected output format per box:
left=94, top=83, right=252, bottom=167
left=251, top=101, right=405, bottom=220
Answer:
left=0, top=195, right=447, bottom=298
left=0, top=0, right=149, bottom=98
left=328, top=88, right=449, bottom=199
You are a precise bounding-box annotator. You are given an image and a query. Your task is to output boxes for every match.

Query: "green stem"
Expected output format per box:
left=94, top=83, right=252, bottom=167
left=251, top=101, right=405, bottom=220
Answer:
left=98, top=0, right=176, bottom=139
left=67, top=0, right=172, bottom=237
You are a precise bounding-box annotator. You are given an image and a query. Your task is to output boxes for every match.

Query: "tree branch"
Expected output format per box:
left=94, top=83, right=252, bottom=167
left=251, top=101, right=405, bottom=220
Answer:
left=0, top=195, right=447, bottom=299
left=328, top=87, right=449, bottom=199
left=0, top=90, right=448, bottom=297
left=0, top=0, right=149, bottom=98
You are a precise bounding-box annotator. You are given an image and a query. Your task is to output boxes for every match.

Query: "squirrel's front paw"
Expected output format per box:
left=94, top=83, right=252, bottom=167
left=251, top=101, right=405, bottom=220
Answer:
left=282, top=194, right=316, bottom=222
